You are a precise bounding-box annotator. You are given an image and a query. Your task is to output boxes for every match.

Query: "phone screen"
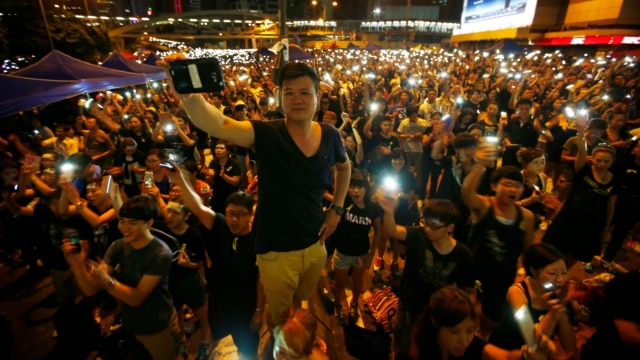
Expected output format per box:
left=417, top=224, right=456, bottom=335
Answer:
left=169, top=58, right=226, bottom=94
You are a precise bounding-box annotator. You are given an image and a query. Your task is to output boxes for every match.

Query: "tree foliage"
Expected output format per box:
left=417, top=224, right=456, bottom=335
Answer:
left=2, top=5, right=111, bottom=62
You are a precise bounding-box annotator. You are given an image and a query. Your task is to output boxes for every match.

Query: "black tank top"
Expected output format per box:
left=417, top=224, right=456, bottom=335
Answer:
left=469, top=199, right=526, bottom=286
left=517, top=280, right=548, bottom=323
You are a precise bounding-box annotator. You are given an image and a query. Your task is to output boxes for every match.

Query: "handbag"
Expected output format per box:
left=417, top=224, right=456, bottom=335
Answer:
left=364, top=287, right=399, bottom=333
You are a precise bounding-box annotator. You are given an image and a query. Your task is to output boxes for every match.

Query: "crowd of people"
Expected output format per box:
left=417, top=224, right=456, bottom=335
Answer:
left=0, top=46, right=639, bottom=359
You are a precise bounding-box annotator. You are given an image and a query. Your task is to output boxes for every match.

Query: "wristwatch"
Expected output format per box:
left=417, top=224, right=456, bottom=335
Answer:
left=76, top=202, right=85, bottom=210
left=329, top=204, right=345, bottom=216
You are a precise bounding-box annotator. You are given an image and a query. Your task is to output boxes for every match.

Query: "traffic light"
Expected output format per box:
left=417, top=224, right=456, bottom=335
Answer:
left=147, top=7, right=153, bottom=16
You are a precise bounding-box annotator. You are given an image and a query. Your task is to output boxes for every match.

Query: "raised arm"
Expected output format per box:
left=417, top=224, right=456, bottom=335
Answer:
left=168, top=165, right=216, bottom=230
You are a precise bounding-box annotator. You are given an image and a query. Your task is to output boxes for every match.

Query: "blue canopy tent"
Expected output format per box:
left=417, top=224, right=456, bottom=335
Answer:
left=101, top=52, right=166, bottom=81
left=12, top=50, right=147, bottom=92
left=0, top=75, right=83, bottom=119
left=288, top=44, right=314, bottom=61
left=346, top=42, right=360, bottom=50
left=364, top=42, right=383, bottom=51
left=255, top=47, right=276, bottom=57
left=144, top=53, right=159, bottom=66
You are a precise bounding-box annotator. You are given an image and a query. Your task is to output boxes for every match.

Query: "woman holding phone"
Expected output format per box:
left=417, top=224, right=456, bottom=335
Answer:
left=489, top=243, right=576, bottom=353
left=409, top=286, right=555, bottom=360
left=542, top=116, right=620, bottom=265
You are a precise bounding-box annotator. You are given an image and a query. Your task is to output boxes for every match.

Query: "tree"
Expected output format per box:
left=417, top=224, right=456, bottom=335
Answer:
left=3, top=6, right=111, bottom=62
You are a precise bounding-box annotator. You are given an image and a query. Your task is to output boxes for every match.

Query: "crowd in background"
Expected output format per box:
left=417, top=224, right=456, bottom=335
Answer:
left=0, top=46, right=639, bottom=359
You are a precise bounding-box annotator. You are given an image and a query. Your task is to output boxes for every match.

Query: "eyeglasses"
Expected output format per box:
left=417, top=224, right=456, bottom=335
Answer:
left=225, top=211, right=250, bottom=219
left=498, top=181, right=524, bottom=189
left=419, top=217, right=448, bottom=230
left=593, top=143, right=616, bottom=156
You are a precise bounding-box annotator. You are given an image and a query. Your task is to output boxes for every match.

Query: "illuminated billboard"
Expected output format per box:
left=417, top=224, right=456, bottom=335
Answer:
left=454, top=0, right=539, bottom=35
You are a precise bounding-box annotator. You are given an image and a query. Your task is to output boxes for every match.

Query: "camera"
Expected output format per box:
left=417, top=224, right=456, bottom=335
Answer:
left=169, top=58, right=226, bottom=94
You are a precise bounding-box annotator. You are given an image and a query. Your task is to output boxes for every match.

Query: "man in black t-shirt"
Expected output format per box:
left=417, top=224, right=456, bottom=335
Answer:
left=502, top=99, right=545, bottom=167
left=162, top=59, right=351, bottom=327
left=376, top=195, right=475, bottom=357
left=168, top=169, right=263, bottom=358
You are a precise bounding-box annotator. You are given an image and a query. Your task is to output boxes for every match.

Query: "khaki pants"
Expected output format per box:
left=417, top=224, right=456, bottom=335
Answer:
left=257, top=241, right=327, bottom=326
left=135, top=310, right=183, bottom=360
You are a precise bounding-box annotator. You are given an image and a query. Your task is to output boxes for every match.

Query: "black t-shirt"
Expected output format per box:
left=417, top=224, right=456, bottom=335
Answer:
left=119, top=128, right=153, bottom=155
left=155, top=224, right=206, bottom=279
left=369, top=133, right=400, bottom=174
left=398, top=227, right=475, bottom=315
left=612, top=157, right=640, bottom=205
left=87, top=203, right=120, bottom=258
left=158, top=132, right=197, bottom=163
left=200, top=214, right=258, bottom=308
left=114, top=150, right=147, bottom=185
left=332, top=197, right=382, bottom=256
left=251, top=120, right=347, bottom=253
left=503, top=118, right=538, bottom=148
left=208, top=157, right=243, bottom=212
left=105, top=237, right=173, bottom=336
left=34, top=204, right=93, bottom=270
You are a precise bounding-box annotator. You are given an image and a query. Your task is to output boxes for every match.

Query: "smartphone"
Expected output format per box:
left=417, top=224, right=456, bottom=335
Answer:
left=143, top=171, right=154, bottom=189
left=63, top=229, right=81, bottom=253
left=514, top=305, right=537, bottom=350
left=169, top=58, right=226, bottom=94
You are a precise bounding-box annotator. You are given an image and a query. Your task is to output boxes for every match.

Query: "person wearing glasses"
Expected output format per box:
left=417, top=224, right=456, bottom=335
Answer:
left=376, top=194, right=475, bottom=358
left=167, top=166, right=264, bottom=359
left=462, top=160, right=536, bottom=336
left=542, top=117, right=620, bottom=269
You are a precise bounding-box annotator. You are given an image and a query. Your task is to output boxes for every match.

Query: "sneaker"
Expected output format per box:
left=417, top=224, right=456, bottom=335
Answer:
left=178, top=342, right=189, bottom=358
left=184, top=308, right=194, bottom=321
left=348, top=301, right=359, bottom=321
left=197, top=342, right=212, bottom=360
left=373, top=257, right=383, bottom=272
left=391, top=262, right=402, bottom=277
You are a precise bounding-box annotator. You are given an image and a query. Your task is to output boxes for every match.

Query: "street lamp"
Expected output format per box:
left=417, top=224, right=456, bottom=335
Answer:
left=311, top=0, right=337, bottom=22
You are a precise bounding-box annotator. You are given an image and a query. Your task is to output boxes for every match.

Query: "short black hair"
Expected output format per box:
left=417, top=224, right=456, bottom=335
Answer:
left=516, top=98, right=533, bottom=108
left=453, top=133, right=478, bottom=149
left=522, top=243, right=565, bottom=277
left=225, top=191, right=255, bottom=213
left=491, top=165, right=523, bottom=184
left=422, top=199, right=459, bottom=225
left=587, top=118, right=608, bottom=131
left=118, top=195, right=159, bottom=221
left=276, top=62, right=319, bottom=94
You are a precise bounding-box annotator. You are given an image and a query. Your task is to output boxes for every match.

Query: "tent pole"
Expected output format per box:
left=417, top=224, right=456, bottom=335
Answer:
left=38, top=0, right=55, bottom=51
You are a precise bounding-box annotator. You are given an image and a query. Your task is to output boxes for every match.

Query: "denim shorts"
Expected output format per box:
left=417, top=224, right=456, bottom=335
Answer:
left=332, top=250, right=370, bottom=270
